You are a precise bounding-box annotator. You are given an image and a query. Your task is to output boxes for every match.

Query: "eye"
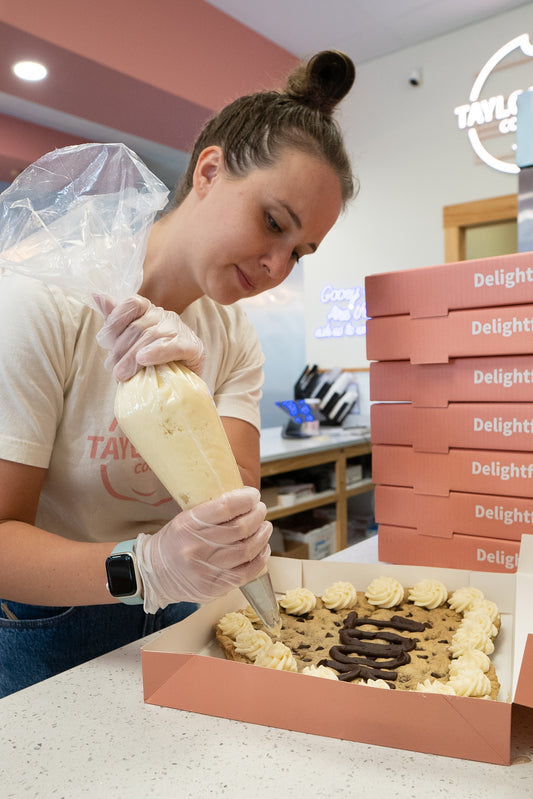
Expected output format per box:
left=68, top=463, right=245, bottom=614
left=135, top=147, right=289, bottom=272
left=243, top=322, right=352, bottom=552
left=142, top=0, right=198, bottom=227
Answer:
left=266, top=212, right=282, bottom=233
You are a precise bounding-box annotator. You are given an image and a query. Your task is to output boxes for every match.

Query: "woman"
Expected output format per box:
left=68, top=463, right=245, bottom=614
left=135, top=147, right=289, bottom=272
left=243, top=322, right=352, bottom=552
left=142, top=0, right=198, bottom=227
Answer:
left=0, top=50, right=356, bottom=696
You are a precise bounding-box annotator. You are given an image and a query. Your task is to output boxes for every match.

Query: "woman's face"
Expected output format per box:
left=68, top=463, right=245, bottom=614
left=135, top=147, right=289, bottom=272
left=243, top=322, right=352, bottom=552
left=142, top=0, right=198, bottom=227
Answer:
left=186, top=146, right=343, bottom=305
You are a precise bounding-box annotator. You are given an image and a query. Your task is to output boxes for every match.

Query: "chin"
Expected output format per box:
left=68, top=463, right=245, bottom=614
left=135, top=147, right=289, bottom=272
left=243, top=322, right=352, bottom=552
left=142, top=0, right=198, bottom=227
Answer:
left=207, top=288, right=244, bottom=306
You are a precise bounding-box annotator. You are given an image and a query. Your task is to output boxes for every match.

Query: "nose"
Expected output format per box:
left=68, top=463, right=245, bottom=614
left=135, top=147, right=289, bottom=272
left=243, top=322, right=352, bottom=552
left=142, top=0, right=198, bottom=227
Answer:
left=261, top=246, right=295, bottom=282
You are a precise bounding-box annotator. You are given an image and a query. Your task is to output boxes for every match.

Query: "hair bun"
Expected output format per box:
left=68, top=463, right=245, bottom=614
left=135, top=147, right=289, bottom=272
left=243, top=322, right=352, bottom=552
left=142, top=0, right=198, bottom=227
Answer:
left=285, top=50, right=355, bottom=114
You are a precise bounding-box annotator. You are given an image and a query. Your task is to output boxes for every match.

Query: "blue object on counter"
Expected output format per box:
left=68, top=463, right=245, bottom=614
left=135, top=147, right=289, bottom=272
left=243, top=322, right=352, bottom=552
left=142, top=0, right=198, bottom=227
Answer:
left=275, top=399, right=321, bottom=438
left=276, top=399, right=317, bottom=423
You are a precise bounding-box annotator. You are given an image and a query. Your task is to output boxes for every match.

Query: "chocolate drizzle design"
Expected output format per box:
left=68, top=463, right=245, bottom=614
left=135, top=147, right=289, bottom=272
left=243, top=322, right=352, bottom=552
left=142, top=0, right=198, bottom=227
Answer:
left=318, top=611, right=428, bottom=687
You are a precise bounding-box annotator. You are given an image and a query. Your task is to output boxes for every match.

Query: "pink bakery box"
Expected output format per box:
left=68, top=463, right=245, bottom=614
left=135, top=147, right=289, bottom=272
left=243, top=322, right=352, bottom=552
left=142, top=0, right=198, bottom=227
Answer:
left=369, top=356, right=533, bottom=407
left=366, top=303, right=533, bottom=364
left=372, top=444, right=533, bottom=499
left=371, top=402, right=533, bottom=454
left=141, top=550, right=533, bottom=765
left=377, top=523, right=520, bottom=574
left=374, top=483, right=532, bottom=543
left=365, top=251, right=533, bottom=319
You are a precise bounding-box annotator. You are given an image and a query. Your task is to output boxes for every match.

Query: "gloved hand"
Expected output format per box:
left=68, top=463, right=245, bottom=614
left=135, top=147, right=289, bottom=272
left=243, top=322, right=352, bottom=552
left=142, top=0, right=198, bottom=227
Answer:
left=94, top=294, right=205, bottom=381
left=134, top=487, right=272, bottom=612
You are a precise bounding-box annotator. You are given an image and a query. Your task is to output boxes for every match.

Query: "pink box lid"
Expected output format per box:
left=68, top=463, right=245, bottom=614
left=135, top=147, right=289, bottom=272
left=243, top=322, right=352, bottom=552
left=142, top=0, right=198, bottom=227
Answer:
left=369, top=356, right=533, bottom=407
left=372, top=444, right=533, bottom=499
left=371, top=402, right=533, bottom=453
left=366, top=304, right=533, bottom=364
left=365, top=251, right=533, bottom=319
left=374, top=484, right=530, bottom=541
left=377, top=523, right=520, bottom=573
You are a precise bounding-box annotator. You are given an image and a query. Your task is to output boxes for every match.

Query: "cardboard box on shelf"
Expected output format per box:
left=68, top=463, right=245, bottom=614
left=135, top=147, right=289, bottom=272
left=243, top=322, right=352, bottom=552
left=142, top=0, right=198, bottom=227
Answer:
left=142, top=542, right=533, bottom=765
left=369, top=355, right=533, bottom=407
left=377, top=523, right=520, bottom=573
left=365, top=250, right=533, bottom=319
left=277, top=515, right=337, bottom=560
left=277, top=483, right=316, bottom=507
left=374, top=484, right=533, bottom=542
left=271, top=539, right=309, bottom=559
left=371, top=402, right=533, bottom=453
left=366, top=303, right=533, bottom=364
left=261, top=485, right=280, bottom=508
left=372, top=443, right=533, bottom=500
left=346, top=463, right=364, bottom=484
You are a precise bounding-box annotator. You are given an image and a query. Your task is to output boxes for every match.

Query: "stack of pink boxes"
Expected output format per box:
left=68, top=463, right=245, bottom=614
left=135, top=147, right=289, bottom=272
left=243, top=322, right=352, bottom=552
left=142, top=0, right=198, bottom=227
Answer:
left=365, top=250, right=533, bottom=573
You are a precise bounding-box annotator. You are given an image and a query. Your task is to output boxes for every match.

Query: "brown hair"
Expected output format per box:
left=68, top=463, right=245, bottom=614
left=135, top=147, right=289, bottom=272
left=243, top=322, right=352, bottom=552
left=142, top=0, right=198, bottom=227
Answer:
left=173, top=50, right=356, bottom=207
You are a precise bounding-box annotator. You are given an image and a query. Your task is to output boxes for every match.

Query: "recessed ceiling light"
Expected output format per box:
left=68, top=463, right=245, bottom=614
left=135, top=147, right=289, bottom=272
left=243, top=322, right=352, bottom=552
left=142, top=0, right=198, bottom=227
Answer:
left=12, top=61, right=48, bottom=81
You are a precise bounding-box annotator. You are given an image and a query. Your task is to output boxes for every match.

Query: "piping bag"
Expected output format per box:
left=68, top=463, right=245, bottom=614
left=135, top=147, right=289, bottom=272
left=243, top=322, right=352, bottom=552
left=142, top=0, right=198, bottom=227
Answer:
left=0, top=142, right=280, bottom=633
left=114, top=362, right=281, bottom=635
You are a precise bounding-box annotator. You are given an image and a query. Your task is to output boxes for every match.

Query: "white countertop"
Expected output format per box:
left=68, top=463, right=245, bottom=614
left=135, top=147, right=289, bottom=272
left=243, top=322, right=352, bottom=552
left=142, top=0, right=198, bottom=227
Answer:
left=260, top=425, right=370, bottom=463
left=2, top=538, right=533, bottom=798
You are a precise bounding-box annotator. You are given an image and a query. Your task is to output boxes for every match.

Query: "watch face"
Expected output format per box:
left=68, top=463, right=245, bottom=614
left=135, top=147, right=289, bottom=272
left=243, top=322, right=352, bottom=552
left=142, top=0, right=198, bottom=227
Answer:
left=105, top=553, right=138, bottom=597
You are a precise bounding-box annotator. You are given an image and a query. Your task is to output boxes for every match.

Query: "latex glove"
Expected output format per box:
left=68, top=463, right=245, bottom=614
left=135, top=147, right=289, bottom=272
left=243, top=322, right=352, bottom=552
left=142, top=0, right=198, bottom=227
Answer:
left=135, top=487, right=272, bottom=612
left=94, top=294, right=205, bottom=381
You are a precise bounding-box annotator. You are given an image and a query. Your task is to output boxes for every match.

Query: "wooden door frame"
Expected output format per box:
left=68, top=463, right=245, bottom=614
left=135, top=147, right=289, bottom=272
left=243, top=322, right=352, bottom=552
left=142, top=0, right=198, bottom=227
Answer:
left=443, top=194, right=517, bottom=262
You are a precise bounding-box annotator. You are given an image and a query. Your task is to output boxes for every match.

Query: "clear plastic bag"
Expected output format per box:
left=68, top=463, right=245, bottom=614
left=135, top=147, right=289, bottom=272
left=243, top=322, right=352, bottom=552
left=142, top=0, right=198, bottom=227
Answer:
left=0, top=142, right=169, bottom=307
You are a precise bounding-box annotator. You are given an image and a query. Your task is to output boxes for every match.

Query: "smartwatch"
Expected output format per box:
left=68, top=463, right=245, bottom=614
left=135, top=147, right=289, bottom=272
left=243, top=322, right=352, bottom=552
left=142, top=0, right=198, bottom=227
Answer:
left=105, top=539, right=144, bottom=605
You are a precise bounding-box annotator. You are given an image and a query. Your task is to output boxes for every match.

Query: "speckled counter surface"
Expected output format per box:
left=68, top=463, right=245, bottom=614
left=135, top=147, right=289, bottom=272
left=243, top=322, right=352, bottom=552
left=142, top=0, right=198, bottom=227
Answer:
left=2, top=538, right=533, bottom=798
left=1, top=639, right=532, bottom=799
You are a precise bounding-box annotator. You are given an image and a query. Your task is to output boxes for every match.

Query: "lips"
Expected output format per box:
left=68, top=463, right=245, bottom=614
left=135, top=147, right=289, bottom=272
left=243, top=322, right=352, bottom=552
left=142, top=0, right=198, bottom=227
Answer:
left=236, top=266, right=255, bottom=291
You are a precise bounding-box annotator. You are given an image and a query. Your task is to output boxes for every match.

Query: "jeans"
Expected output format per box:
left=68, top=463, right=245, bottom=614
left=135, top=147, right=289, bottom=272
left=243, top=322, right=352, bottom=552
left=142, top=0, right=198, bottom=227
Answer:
left=0, top=599, right=198, bottom=698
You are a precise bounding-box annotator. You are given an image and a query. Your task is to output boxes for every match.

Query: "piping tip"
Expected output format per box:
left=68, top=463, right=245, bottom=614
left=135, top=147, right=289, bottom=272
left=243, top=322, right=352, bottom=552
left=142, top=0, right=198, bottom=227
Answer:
left=240, top=569, right=281, bottom=637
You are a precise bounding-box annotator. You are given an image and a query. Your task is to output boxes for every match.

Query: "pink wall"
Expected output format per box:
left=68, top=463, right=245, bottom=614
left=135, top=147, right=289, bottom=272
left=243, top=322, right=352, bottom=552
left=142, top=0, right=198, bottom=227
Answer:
left=0, top=1, right=297, bottom=180
left=0, top=114, right=86, bottom=182
left=0, top=0, right=297, bottom=110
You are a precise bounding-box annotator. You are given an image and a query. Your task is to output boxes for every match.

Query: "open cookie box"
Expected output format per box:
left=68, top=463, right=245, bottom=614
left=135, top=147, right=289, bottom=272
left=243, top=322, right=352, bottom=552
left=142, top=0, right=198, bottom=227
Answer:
left=142, top=536, right=533, bottom=765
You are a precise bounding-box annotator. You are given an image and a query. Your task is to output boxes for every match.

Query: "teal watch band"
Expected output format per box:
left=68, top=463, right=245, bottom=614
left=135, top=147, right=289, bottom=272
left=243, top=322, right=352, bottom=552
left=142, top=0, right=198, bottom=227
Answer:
left=105, top=539, right=144, bottom=606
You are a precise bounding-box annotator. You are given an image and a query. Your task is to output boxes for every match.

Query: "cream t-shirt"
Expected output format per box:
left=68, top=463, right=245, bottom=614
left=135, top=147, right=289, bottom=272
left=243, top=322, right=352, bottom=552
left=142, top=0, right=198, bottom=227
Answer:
left=0, top=273, right=264, bottom=543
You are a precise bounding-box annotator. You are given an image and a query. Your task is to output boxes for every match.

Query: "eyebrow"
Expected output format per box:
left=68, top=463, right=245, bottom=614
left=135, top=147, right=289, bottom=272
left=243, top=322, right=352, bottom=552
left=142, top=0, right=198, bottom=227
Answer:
left=281, top=202, right=317, bottom=253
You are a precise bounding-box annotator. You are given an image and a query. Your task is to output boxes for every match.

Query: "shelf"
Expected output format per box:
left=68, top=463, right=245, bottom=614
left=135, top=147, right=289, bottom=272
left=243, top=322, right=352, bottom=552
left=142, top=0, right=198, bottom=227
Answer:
left=265, top=489, right=337, bottom=521
left=259, top=427, right=373, bottom=554
left=346, top=478, right=374, bottom=498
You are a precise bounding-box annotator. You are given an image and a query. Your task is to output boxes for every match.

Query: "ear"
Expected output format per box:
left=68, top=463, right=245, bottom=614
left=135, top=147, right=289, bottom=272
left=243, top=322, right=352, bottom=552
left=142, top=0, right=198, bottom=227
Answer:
left=192, top=146, right=225, bottom=197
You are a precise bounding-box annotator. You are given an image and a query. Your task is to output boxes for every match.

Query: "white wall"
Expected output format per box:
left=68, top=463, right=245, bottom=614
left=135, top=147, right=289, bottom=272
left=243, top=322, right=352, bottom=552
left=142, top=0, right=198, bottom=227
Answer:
left=304, top=3, right=533, bottom=373
left=239, top=269, right=305, bottom=428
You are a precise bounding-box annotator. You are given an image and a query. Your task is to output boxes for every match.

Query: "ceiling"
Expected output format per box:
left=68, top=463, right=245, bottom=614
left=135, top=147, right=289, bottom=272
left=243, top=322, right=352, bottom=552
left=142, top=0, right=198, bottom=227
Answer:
left=207, top=0, right=532, bottom=63
left=1, top=0, right=531, bottom=187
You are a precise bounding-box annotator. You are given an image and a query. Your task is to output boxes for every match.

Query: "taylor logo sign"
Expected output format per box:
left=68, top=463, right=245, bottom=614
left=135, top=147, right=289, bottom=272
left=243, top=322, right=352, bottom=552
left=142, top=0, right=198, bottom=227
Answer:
left=454, top=33, right=533, bottom=174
